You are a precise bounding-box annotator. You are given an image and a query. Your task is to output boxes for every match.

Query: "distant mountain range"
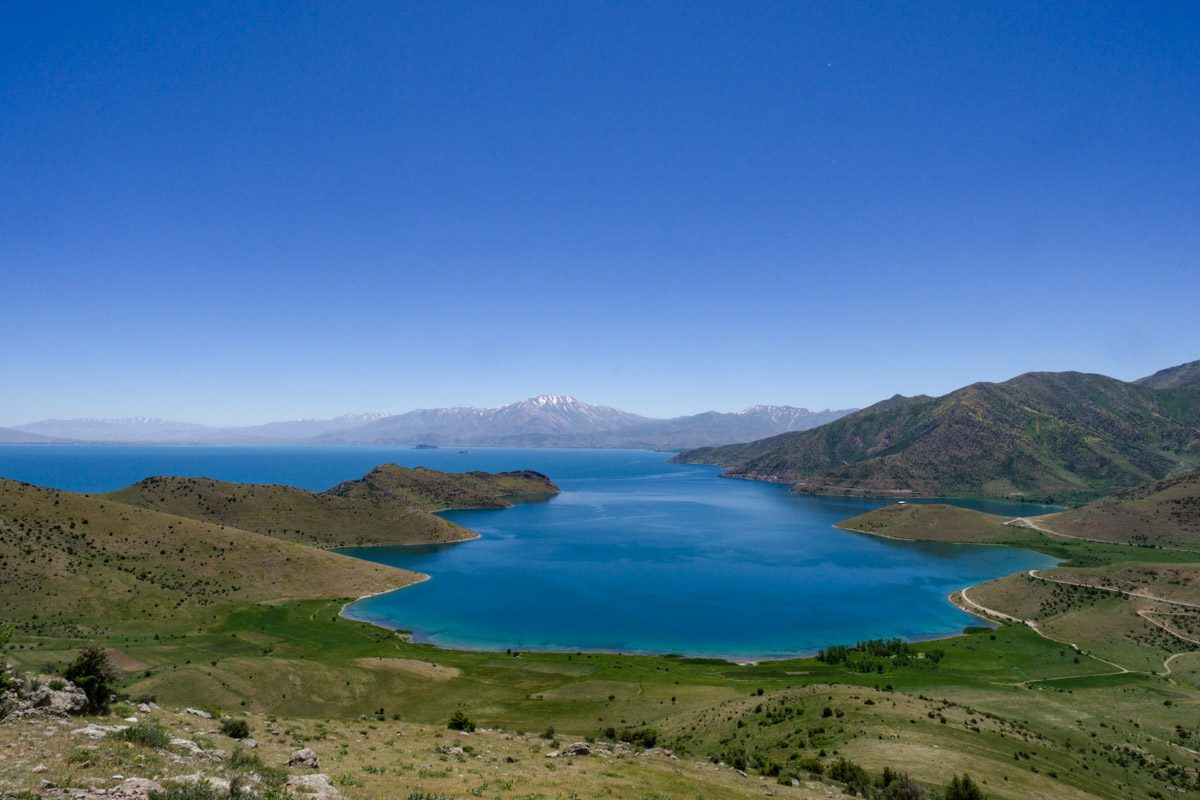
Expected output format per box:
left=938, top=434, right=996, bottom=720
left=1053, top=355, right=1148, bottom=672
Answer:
left=675, top=359, right=1200, bottom=504
left=8, top=396, right=854, bottom=450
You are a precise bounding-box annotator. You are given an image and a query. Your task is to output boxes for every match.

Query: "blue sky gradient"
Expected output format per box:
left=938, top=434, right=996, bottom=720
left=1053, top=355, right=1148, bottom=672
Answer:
left=2, top=2, right=1197, bottom=424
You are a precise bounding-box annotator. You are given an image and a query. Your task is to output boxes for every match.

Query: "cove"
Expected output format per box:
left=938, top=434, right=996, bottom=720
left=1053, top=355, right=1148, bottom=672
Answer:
left=335, top=450, right=1058, bottom=659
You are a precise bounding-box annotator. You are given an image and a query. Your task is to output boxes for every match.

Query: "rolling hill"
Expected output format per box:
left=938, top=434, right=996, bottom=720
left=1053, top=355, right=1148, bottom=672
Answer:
left=107, top=465, right=559, bottom=548
left=676, top=366, right=1200, bottom=503
left=1047, top=469, right=1200, bottom=546
left=0, top=477, right=417, bottom=637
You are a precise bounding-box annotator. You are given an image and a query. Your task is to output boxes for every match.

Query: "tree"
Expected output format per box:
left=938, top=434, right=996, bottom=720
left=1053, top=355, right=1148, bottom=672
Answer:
left=944, top=774, right=985, bottom=800
left=0, top=624, right=14, bottom=694
left=447, top=710, right=476, bottom=732
left=63, top=644, right=119, bottom=713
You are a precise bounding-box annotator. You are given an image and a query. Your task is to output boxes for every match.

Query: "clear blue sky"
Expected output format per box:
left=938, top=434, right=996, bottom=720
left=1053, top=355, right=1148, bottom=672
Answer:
left=2, top=2, right=1197, bottom=425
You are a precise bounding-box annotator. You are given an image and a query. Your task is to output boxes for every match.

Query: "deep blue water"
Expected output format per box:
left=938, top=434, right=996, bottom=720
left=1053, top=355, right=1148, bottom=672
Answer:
left=0, top=445, right=1057, bottom=658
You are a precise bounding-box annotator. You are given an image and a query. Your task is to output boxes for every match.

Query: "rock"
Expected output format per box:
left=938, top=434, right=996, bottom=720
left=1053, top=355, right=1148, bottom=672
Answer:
left=108, top=778, right=165, bottom=800
left=285, top=774, right=342, bottom=799
left=169, top=739, right=224, bottom=761
left=544, top=750, right=560, bottom=758
left=123, top=717, right=138, bottom=723
left=25, top=682, right=89, bottom=716
left=184, top=708, right=213, bottom=719
left=287, top=748, right=320, bottom=768
left=242, top=738, right=258, bottom=749
left=32, top=764, right=48, bottom=773
left=73, top=723, right=128, bottom=739
left=561, top=742, right=591, bottom=757
left=439, top=745, right=465, bottom=756
left=137, top=703, right=152, bottom=714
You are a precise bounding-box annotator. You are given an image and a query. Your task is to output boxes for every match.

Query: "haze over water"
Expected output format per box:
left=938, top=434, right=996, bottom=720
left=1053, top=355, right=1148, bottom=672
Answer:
left=0, top=446, right=1056, bottom=659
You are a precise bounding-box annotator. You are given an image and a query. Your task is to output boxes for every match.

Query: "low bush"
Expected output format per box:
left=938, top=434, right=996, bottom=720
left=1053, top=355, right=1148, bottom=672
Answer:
left=219, top=718, right=251, bottom=739
left=112, top=723, right=171, bottom=749
left=447, top=710, right=476, bottom=732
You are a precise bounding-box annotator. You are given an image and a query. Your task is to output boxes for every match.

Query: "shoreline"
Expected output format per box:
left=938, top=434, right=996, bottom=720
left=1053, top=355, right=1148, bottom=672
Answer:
left=335, top=515, right=1039, bottom=666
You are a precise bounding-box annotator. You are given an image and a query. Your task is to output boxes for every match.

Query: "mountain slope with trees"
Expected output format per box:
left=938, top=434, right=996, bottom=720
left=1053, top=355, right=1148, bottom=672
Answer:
left=676, top=366, right=1200, bottom=503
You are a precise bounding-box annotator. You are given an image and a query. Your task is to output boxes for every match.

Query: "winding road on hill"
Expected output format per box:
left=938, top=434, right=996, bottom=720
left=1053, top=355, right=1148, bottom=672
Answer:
left=1006, top=515, right=1194, bottom=553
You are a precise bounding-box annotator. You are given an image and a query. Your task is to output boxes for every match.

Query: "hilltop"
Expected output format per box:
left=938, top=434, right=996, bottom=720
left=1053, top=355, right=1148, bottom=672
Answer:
left=107, top=465, right=559, bottom=548
left=1135, top=358, right=1200, bottom=390
left=835, top=502, right=1023, bottom=544
left=676, top=366, right=1200, bottom=503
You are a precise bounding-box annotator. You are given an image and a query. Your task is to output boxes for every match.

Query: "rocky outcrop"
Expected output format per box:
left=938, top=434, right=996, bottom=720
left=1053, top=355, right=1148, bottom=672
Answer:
left=2, top=678, right=88, bottom=720
left=287, top=747, right=320, bottom=768
left=44, top=777, right=164, bottom=800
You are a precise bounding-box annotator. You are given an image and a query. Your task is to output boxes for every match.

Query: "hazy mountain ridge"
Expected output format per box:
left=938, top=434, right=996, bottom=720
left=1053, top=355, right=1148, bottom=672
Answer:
left=0, top=426, right=70, bottom=444
left=675, top=361, right=1200, bottom=504
left=12, top=395, right=853, bottom=450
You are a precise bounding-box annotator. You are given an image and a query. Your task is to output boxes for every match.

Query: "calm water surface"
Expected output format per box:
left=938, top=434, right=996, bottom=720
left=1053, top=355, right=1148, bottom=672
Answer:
left=0, top=445, right=1057, bottom=658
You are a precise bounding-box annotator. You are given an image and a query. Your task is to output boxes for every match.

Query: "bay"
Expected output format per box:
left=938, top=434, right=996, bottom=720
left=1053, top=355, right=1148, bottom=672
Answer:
left=0, top=445, right=1057, bottom=659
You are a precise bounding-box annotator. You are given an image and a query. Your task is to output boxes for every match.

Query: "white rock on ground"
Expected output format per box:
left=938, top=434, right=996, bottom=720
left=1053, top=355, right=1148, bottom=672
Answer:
left=285, top=773, right=343, bottom=799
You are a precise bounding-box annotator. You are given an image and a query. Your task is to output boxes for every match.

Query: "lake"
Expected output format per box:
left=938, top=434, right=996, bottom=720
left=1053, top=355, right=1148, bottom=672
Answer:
left=0, top=445, right=1057, bottom=659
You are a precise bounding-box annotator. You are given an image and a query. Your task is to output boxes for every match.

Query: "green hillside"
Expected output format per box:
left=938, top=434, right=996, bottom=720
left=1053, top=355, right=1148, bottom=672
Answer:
left=0, top=477, right=417, bottom=637
left=1047, top=469, right=1200, bottom=546
left=326, top=463, right=559, bottom=510
left=676, top=369, right=1200, bottom=503
left=108, top=465, right=559, bottom=548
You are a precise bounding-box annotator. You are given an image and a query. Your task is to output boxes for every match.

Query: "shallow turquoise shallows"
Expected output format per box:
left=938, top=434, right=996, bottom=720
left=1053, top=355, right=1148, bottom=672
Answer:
left=0, top=445, right=1057, bottom=659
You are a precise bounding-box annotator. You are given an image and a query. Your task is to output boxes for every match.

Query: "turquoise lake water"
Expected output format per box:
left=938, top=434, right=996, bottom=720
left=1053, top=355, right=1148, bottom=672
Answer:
left=0, top=445, right=1058, bottom=658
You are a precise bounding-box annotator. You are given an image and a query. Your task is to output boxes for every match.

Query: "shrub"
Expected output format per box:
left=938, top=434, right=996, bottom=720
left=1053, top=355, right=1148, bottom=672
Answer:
left=219, top=718, right=251, bottom=739
left=63, top=644, right=120, bottom=713
left=227, top=748, right=286, bottom=787
left=944, top=774, right=985, bottom=800
left=447, top=710, right=476, bottom=732
left=112, top=723, right=171, bottom=748
left=827, top=757, right=872, bottom=795
left=617, top=727, right=658, bottom=749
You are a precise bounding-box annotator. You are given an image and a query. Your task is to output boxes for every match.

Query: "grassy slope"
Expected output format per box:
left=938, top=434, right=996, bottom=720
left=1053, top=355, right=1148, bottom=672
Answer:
left=0, top=477, right=418, bottom=638
left=108, top=476, right=472, bottom=548
left=107, top=465, right=559, bottom=548
left=675, top=370, right=1200, bottom=503
left=1044, top=470, right=1200, bottom=546
left=326, top=463, right=559, bottom=509
left=835, top=503, right=1026, bottom=544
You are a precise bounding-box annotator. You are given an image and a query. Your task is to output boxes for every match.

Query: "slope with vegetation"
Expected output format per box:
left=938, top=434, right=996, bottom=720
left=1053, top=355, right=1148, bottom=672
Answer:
left=108, top=465, right=558, bottom=548
left=0, top=477, right=418, bottom=638
left=676, top=363, right=1200, bottom=503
